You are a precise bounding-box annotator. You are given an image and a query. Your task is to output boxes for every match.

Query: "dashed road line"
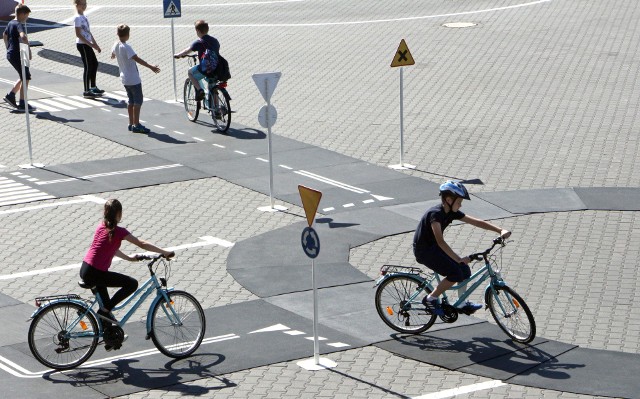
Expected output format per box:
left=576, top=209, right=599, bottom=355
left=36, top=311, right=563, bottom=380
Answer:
left=193, top=137, right=205, bottom=142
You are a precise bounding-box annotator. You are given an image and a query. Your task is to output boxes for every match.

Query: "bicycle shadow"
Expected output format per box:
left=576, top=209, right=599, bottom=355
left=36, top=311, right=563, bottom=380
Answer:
left=188, top=119, right=266, bottom=140
left=389, top=332, right=585, bottom=380
left=42, top=352, right=234, bottom=395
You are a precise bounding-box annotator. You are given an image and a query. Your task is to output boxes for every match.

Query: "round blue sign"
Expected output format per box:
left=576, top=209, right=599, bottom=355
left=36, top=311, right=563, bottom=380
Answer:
left=301, top=227, right=320, bottom=259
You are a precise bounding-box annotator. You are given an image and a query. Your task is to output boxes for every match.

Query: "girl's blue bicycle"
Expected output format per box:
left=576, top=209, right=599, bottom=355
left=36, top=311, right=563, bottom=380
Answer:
left=374, top=237, right=536, bottom=343
left=27, top=254, right=206, bottom=370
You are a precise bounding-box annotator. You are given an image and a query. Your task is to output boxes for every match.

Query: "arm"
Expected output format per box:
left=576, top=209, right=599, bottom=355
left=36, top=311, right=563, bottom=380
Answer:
left=19, top=32, right=31, bottom=59
left=132, top=54, right=160, bottom=73
left=75, top=27, right=92, bottom=46
left=174, top=45, right=193, bottom=58
left=431, top=221, right=468, bottom=264
left=3, top=32, right=8, bottom=49
left=89, top=32, right=101, bottom=53
left=115, top=249, right=136, bottom=262
left=124, top=234, right=174, bottom=258
left=461, top=215, right=511, bottom=239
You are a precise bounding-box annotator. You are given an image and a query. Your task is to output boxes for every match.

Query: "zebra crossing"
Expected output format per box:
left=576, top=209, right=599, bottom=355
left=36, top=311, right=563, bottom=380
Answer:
left=28, top=91, right=152, bottom=113
left=0, top=174, right=55, bottom=207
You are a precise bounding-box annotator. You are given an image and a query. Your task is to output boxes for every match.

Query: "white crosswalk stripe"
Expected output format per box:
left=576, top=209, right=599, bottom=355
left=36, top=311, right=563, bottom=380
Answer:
left=23, top=92, right=154, bottom=113
left=0, top=177, right=55, bottom=207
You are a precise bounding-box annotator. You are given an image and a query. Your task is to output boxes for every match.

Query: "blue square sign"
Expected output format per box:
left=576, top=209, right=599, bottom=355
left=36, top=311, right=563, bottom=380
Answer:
left=163, top=0, right=181, bottom=18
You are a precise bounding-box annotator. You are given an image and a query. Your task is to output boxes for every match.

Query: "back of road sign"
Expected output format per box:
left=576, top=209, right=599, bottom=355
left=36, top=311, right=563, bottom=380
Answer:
left=390, top=39, right=415, bottom=67
left=253, top=72, right=282, bottom=103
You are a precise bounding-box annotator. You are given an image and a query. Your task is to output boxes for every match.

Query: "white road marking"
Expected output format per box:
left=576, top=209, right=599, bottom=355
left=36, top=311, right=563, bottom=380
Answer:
left=342, top=203, right=355, bottom=208
left=0, top=177, right=55, bottom=206
left=69, top=95, right=107, bottom=107
left=27, top=100, right=60, bottom=113
left=54, top=97, right=92, bottom=109
left=256, top=157, right=269, bottom=162
left=294, top=170, right=369, bottom=194
left=0, top=195, right=104, bottom=215
left=371, top=194, right=394, bottom=201
left=323, top=207, right=335, bottom=212
left=248, top=324, right=290, bottom=334
left=213, top=143, right=225, bottom=148
left=104, top=92, right=129, bottom=102
left=35, top=164, right=183, bottom=185
left=193, top=137, right=205, bottom=142
left=0, top=235, right=234, bottom=281
left=58, top=6, right=101, bottom=25
left=363, top=199, right=375, bottom=204
left=235, top=150, right=247, bottom=155
left=154, top=125, right=165, bottom=129
left=279, top=164, right=293, bottom=170
left=174, top=130, right=185, bottom=135
left=100, top=108, right=111, bottom=112
left=327, top=342, right=350, bottom=348
left=284, top=330, right=306, bottom=336
left=411, top=380, right=506, bottom=399
left=305, top=336, right=327, bottom=341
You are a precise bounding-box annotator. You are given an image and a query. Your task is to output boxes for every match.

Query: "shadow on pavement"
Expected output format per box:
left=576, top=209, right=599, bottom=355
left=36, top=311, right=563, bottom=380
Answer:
left=37, top=49, right=120, bottom=77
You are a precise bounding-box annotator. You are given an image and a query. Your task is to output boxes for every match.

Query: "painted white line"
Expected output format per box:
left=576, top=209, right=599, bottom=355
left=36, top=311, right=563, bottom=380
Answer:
left=0, top=164, right=6, bottom=168
left=154, top=125, right=165, bottom=129
left=0, top=235, right=234, bottom=281
left=193, top=137, right=205, bottom=142
left=69, top=95, right=107, bottom=107
left=0, top=78, right=63, bottom=97
left=363, top=199, right=375, bottom=204
left=87, top=0, right=550, bottom=28
left=343, top=203, right=355, bottom=208
left=234, top=150, right=247, bottom=155
left=213, top=144, right=225, bottom=148
left=174, top=130, right=185, bottom=135
left=35, top=0, right=306, bottom=11
left=26, top=100, right=60, bottom=113
left=59, top=6, right=101, bottom=25
left=0, top=190, right=51, bottom=202
left=118, top=113, right=128, bottom=118
left=0, top=195, right=55, bottom=207
left=294, top=170, right=369, bottom=194
left=104, top=92, right=129, bottom=102
left=100, top=108, right=111, bottom=112
left=35, top=164, right=183, bottom=185
left=371, top=194, right=394, bottom=201
left=27, top=178, right=39, bottom=182
left=327, top=342, right=350, bottom=348
left=256, top=157, right=269, bottom=163
left=32, top=98, right=76, bottom=111
left=0, top=186, right=37, bottom=195
left=54, top=97, right=92, bottom=109
left=305, top=336, right=327, bottom=341
left=279, top=164, right=293, bottom=170
left=248, top=324, right=290, bottom=334
left=411, top=380, right=506, bottom=399
left=283, top=330, right=306, bottom=336
left=0, top=195, right=104, bottom=216
left=140, top=119, right=147, bottom=123
left=323, top=207, right=335, bottom=212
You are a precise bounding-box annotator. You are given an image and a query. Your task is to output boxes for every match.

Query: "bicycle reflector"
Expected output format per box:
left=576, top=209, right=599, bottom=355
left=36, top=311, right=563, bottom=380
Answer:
left=386, top=306, right=394, bottom=316
left=79, top=321, right=88, bottom=331
left=165, top=301, right=174, bottom=308
left=513, top=298, right=520, bottom=308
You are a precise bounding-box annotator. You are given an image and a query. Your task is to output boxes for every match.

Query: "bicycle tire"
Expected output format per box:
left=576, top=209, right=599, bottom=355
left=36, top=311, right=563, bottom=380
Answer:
left=375, top=275, right=437, bottom=334
left=28, top=302, right=99, bottom=370
left=183, top=79, right=200, bottom=122
left=211, top=88, right=231, bottom=133
left=150, top=290, right=206, bottom=358
left=485, top=285, right=536, bottom=343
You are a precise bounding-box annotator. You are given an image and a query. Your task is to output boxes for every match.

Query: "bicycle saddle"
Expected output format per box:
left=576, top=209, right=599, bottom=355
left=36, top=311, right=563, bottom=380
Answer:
left=77, top=280, right=95, bottom=289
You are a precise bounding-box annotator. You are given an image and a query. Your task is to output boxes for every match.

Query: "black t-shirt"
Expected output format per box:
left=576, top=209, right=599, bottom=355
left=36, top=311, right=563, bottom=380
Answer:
left=190, top=34, right=220, bottom=72
left=4, top=20, right=25, bottom=61
left=413, top=204, right=465, bottom=250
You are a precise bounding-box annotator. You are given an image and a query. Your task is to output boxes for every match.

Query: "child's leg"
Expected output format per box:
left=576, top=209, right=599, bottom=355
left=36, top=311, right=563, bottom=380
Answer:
left=132, top=104, right=141, bottom=125
left=77, top=44, right=92, bottom=92
left=87, top=48, right=99, bottom=88
left=127, top=103, right=134, bottom=126
left=12, top=79, right=22, bottom=97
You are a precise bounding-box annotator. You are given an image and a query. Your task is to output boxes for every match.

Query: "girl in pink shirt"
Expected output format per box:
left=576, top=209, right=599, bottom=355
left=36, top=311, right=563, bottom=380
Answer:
left=81, top=199, right=173, bottom=336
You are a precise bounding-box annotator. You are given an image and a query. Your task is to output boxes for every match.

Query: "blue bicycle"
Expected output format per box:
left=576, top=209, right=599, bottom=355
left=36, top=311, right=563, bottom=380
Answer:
left=374, top=238, right=536, bottom=343
left=28, top=254, right=206, bottom=370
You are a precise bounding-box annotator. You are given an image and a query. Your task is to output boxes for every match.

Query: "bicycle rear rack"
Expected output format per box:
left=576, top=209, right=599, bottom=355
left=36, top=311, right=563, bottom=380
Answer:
left=34, top=294, right=82, bottom=307
left=380, top=264, right=425, bottom=276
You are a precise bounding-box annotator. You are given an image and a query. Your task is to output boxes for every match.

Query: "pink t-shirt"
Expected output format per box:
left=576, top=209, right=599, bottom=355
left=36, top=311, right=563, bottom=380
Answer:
left=83, top=222, right=131, bottom=271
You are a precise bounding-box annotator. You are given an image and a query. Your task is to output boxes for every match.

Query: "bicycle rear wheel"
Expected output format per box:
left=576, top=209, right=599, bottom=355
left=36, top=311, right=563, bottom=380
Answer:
left=183, top=79, right=200, bottom=122
left=211, top=88, right=231, bottom=133
left=28, top=302, right=99, bottom=370
left=375, top=275, right=436, bottom=334
left=485, top=285, right=536, bottom=343
left=150, top=290, right=206, bottom=358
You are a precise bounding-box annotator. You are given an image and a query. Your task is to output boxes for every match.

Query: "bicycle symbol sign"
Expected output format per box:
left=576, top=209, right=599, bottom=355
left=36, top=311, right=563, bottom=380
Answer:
left=301, top=227, right=320, bottom=259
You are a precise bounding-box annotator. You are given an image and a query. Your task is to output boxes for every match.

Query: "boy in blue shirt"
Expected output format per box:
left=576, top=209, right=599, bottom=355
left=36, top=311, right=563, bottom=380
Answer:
left=173, top=19, right=220, bottom=102
left=110, top=24, right=160, bottom=134
left=414, top=181, right=511, bottom=315
left=3, top=4, right=35, bottom=112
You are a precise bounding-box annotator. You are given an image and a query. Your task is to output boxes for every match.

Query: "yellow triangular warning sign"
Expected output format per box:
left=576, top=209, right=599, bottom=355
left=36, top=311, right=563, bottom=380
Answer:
left=390, top=39, right=415, bottom=67
left=298, top=185, right=322, bottom=227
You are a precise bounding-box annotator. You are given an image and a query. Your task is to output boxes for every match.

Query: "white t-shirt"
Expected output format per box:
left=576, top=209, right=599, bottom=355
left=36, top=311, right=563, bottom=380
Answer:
left=111, top=41, right=141, bottom=86
left=74, top=15, right=92, bottom=44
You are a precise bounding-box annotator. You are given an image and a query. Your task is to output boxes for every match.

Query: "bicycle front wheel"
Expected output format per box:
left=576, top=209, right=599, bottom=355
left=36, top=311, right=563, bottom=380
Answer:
left=375, top=275, right=437, bottom=334
left=485, top=285, right=536, bottom=343
left=28, top=302, right=99, bottom=370
left=151, top=290, right=206, bottom=358
left=211, top=88, right=231, bottom=133
left=183, top=79, right=200, bottom=122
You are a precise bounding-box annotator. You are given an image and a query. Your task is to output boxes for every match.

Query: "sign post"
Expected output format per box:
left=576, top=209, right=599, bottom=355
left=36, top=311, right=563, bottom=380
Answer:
left=389, top=39, right=416, bottom=170
left=19, top=42, right=34, bottom=166
left=253, top=72, right=287, bottom=212
left=163, top=0, right=181, bottom=102
left=296, top=186, right=337, bottom=371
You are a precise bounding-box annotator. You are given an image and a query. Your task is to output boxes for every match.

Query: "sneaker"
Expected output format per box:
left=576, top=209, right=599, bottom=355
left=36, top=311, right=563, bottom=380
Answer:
left=3, top=93, right=17, bottom=108
left=458, top=301, right=483, bottom=314
left=83, top=91, right=98, bottom=98
left=96, top=309, right=117, bottom=326
left=90, top=87, right=105, bottom=95
left=128, top=124, right=132, bottom=131
left=195, top=89, right=205, bottom=101
left=132, top=124, right=150, bottom=134
left=17, top=101, right=36, bottom=112
left=422, top=296, right=445, bottom=316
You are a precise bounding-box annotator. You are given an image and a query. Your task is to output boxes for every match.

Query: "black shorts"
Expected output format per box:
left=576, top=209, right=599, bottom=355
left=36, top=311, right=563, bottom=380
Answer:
left=7, top=56, right=31, bottom=81
left=414, top=244, right=471, bottom=283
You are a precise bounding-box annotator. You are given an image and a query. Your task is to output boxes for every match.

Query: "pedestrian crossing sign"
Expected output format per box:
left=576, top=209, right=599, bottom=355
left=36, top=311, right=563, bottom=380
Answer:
left=163, top=0, right=181, bottom=18
left=390, top=39, right=415, bottom=67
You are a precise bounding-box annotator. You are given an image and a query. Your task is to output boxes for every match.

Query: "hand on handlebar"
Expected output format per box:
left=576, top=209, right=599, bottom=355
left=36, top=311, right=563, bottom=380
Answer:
left=500, top=229, right=512, bottom=239
left=163, top=251, right=175, bottom=259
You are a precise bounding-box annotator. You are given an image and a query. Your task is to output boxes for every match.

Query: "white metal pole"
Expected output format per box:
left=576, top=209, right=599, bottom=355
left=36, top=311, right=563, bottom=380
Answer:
left=265, top=80, right=275, bottom=208
left=399, top=66, right=404, bottom=167
left=20, top=46, right=33, bottom=165
left=171, top=18, right=177, bottom=102
left=312, top=257, right=319, bottom=365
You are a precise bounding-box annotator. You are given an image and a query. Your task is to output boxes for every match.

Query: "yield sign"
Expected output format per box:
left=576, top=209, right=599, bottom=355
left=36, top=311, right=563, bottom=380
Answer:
left=252, top=72, right=282, bottom=103
left=298, top=185, right=322, bottom=227
left=390, top=39, right=415, bottom=67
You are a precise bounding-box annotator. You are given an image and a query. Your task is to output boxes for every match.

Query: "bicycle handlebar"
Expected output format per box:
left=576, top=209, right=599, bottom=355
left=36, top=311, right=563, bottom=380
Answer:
left=468, top=237, right=506, bottom=261
left=135, top=252, right=175, bottom=262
